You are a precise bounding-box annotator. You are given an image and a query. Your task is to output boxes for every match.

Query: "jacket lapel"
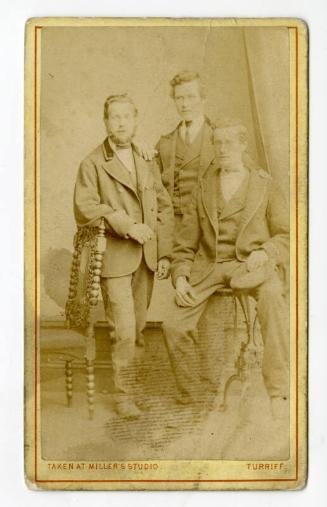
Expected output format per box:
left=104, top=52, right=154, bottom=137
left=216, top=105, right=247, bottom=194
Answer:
left=160, top=118, right=214, bottom=178
left=199, top=121, right=215, bottom=175
left=200, top=162, right=219, bottom=233
left=159, top=127, right=178, bottom=190
left=133, top=151, right=151, bottom=194
left=180, top=119, right=213, bottom=168
left=180, top=128, right=203, bottom=167
left=101, top=138, right=138, bottom=195
left=218, top=174, right=249, bottom=220
left=237, top=168, right=269, bottom=239
left=200, top=165, right=269, bottom=242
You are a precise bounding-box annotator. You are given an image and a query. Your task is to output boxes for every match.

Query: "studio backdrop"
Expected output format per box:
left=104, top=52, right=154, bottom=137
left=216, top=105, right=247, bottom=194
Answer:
left=39, top=26, right=289, bottom=321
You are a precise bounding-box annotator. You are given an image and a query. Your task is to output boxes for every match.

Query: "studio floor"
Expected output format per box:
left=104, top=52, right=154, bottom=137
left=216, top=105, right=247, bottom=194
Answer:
left=40, top=324, right=289, bottom=462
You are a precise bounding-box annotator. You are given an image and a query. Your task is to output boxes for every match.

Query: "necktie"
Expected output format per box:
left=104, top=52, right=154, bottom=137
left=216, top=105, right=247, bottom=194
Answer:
left=184, top=121, right=192, bottom=146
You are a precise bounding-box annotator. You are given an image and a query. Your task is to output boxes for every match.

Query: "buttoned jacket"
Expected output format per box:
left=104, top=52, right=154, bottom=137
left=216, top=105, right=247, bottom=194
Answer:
left=155, top=117, right=215, bottom=202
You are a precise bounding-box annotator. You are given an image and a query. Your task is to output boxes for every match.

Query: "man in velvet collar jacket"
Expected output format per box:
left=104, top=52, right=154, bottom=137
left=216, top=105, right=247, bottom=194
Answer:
left=74, top=94, right=174, bottom=419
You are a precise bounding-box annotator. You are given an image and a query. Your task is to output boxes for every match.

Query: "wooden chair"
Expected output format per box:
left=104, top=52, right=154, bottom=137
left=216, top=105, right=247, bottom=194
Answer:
left=65, top=218, right=106, bottom=419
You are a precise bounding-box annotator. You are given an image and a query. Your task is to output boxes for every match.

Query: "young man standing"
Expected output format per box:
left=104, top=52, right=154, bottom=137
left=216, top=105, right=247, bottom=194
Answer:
left=156, top=71, right=215, bottom=233
left=74, top=94, right=174, bottom=418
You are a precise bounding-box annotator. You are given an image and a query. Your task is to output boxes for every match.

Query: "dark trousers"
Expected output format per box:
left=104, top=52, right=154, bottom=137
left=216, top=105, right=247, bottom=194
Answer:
left=162, top=260, right=289, bottom=400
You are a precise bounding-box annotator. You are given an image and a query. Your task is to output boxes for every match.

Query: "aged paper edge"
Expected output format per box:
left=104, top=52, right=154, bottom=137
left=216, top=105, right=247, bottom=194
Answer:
left=24, top=17, right=308, bottom=491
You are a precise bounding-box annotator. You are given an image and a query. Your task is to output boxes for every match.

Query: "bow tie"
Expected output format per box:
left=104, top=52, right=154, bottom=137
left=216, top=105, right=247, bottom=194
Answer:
left=115, top=143, right=131, bottom=151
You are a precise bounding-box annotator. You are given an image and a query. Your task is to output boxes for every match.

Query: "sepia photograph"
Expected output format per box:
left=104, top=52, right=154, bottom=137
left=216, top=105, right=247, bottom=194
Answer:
left=24, top=17, right=308, bottom=490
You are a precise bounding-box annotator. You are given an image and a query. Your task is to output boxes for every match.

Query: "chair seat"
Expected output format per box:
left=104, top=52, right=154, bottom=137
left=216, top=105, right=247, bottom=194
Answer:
left=41, top=328, right=86, bottom=356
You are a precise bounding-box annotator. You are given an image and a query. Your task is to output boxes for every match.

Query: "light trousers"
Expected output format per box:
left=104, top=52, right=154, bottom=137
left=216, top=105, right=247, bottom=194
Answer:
left=101, top=259, right=154, bottom=398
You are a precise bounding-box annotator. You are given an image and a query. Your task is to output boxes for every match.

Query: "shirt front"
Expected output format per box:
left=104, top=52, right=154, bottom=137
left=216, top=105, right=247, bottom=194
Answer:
left=109, top=138, right=137, bottom=188
left=179, top=115, right=205, bottom=145
left=219, top=167, right=249, bottom=203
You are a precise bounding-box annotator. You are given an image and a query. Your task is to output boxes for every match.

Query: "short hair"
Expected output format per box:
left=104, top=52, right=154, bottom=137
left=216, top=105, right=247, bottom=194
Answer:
left=212, top=117, right=248, bottom=143
left=103, top=94, right=138, bottom=120
left=169, top=70, right=206, bottom=99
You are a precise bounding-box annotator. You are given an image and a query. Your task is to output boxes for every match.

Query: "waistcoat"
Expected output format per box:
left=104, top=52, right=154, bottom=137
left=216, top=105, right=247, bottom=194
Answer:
left=172, top=128, right=203, bottom=215
left=216, top=172, right=249, bottom=262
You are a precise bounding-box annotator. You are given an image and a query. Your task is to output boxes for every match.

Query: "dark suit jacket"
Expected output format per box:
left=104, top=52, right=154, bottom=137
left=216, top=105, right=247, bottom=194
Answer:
left=155, top=118, right=215, bottom=201
left=171, top=159, right=289, bottom=286
left=74, top=138, right=174, bottom=277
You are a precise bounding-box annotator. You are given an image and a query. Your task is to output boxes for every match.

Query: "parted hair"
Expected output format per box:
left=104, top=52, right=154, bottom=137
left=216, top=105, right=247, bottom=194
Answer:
left=212, top=117, right=248, bottom=143
left=169, top=70, right=206, bottom=98
left=103, top=94, right=138, bottom=119
left=211, top=117, right=260, bottom=169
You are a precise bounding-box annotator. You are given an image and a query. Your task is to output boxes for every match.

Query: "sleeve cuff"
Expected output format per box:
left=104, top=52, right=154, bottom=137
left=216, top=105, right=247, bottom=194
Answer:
left=172, top=265, right=191, bottom=287
left=261, top=241, right=280, bottom=262
left=104, top=210, right=136, bottom=238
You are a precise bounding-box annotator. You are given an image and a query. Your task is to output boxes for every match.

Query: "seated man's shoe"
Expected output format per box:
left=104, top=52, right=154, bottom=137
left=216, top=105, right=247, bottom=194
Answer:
left=115, top=399, right=142, bottom=419
left=230, top=261, right=274, bottom=290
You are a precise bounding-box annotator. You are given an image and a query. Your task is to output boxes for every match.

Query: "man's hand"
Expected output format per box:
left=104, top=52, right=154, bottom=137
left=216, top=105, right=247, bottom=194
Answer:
left=157, top=257, right=171, bottom=280
left=133, top=138, right=157, bottom=161
left=175, top=276, right=197, bottom=307
left=127, top=224, right=154, bottom=244
left=246, top=249, right=269, bottom=272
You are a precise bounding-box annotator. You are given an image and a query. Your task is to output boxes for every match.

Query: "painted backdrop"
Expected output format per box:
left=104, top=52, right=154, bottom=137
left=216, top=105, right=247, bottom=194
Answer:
left=39, top=26, right=289, bottom=320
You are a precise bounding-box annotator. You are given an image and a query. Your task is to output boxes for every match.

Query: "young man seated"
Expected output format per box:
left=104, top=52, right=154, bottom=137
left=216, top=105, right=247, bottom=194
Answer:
left=162, top=118, right=289, bottom=418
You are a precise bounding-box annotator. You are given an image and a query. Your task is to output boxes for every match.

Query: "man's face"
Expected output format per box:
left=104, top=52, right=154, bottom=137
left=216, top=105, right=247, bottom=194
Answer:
left=213, top=126, right=247, bottom=171
left=105, top=101, right=137, bottom=145
left=173, top=80, right=204, bottom=121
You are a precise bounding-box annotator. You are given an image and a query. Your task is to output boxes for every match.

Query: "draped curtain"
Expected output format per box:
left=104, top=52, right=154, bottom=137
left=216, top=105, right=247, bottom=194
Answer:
left=243, top=27, right=290, bottom=200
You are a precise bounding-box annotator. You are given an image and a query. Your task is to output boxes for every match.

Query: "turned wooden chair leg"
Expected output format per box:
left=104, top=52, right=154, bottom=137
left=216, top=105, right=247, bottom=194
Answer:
left=85, top=358, right=95, bottom=420
left=65, top=359, right=73, bottom=407
left=66, top=219, right=106, bottom=420
left=83, top=219, right=105, bottom=420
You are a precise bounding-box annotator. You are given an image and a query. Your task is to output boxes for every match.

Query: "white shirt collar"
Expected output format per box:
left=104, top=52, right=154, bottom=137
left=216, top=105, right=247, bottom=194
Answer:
left=180, top=115, right=205, bottom=143
left=109, top=137, right=132, bottom=153
left=109, top=138, right=135, bottom=175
